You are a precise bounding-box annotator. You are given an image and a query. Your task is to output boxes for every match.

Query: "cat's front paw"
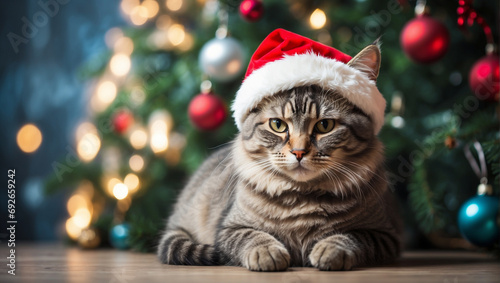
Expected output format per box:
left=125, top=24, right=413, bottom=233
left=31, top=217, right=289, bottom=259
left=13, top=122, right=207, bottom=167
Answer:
left=309, top=239, right=357, bottom=271
left=244, top=245, right=290, bottom=272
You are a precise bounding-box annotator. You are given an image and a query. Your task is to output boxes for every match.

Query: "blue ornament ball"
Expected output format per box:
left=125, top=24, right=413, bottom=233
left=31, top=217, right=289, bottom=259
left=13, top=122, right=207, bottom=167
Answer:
left=109, top=223, right=131, bottom=250
left=457, top=195, right=499, bottom=247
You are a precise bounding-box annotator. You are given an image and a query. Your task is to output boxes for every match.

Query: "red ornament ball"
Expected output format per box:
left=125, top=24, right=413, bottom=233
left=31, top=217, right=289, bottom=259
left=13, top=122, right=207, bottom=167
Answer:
left=469, top=54, right=500, bottom=102
left=113, top=110, right=134, bottom=134
left=239, top=0, right=264, bottom=22
left=188, top=93, right=227, bottom=131
left=400, top=15, right=449, bottom=64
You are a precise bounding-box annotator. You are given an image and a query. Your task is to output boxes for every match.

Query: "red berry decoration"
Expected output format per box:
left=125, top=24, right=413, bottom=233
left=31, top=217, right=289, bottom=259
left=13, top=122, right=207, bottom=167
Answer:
left=469, top=54, right=500, bottom=102
left=113, top=110, right=134, bottom=134
left=188, top=93, right=227, bottom=131
left=239, top=0, right=264, bottom=22
left=400, top=15, right=450, bottom=64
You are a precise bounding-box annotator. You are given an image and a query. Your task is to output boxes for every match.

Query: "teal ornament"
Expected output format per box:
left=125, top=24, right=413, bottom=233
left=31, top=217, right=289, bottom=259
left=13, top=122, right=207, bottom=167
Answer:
left=458, top=193, right=499, bottom=247
left=109, top=223, right=131, bottom=250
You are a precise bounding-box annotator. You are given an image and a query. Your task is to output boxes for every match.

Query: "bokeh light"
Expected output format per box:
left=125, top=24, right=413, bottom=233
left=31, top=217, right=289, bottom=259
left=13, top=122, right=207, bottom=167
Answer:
left=129, top=127, right=148, bottom=149
left=72, top=208, right=92, bottom=228
left=166, top=0, right=183, bottom=11
left=66, top=218, right=82, bottom=240
left=110, top=53, right=131, bottom=77
left=120, top=0, right=140, bottom=15
left=129, top=155, right=145, bottom=172
left=150, top=133, right=169, bottom=153
left=124, top=173, right=140, bottom=193
left=113, top=183, right=129, bottom=200
left=96, top=81, right=117, bottom=105
left=16, top=124, right=43, bottom=153
left=77, top=133, right=101, bottom=162
left=67, top=194, right=88, bottom=217
left=130, top=5, right=149, bottom=25
left=106, top=177, right=121, bottom=197
left=168, top=24, right=185, bottom=46
left=310, top=9, right=327, bottom=29
left=114, top=37, right=134, bottom=55
left=142, top=0, right=159, bottom=18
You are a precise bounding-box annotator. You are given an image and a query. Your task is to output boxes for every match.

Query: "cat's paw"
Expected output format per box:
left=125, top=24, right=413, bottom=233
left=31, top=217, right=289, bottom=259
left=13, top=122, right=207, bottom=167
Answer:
left=309, top=240, right=357, bottom=271
left=244, top=245, right=290, bottom=272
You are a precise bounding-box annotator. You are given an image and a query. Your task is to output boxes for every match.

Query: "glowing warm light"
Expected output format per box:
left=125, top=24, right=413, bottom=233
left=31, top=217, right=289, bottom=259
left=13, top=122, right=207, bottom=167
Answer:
left=466, top=204, right=479, bottom=217
left=166, top=0, right=183, bottom=11
left=105, top=27, right=124, bottom=48
left=67, top=194, right=88, bottom=216
left=113, top=183, right=129, bottom=200
left=177, top=32, right=194, bottom=51
left=129, top=155, right=145, bottom=172
left=77, top=133, right=101, bottom=162
left=76, top=122, right=98, bottom=142
left=121, top=0, right=140, bottom=15
left=310, top=8, right=327, bottom=29
left=142, top=0, right=159, bottom=18
left=149, top=109, right=173, bottom=133
left=168, top=24, right=185, bottom=46
left=107, top=177, right=121, bottom=196
left=114, top=37, right=134, bottom=55
left=73, top=208, right=92, bottom=228
left=110, top=53, right=131, bottom=77
left=130, top=5, right=149, bottom=25
left=96, top=81, right=117, bottom=105
left=151, top=133, right=169, bottom=153
left=129, top=128, right=148, bottom=149
left=66, top=218, right=82, bottom=240
left=151, top=120, right=167, bottom=133
left=124, top=173, right=140, bottom=192
left=16, top=124, right=43, bottom=153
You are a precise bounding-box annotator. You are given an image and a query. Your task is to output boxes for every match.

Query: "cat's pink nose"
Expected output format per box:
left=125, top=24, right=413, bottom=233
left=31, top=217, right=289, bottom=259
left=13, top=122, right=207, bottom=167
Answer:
left=291, top=149, right=307, bottom=161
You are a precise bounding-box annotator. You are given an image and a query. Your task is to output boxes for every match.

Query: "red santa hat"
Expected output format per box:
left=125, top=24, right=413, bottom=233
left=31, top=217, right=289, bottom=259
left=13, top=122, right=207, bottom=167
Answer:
left=232, top=29, right=386, bottom=134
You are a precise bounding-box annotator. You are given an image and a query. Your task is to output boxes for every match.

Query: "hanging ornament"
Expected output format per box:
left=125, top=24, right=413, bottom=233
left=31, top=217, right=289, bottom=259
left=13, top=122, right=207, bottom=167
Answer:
left=468, top=47, right=499, bottom=102
left=457, top=141, right=499, bottom=247
left=239, top=0, right=264, bottom=22
left=113, top=109, right=134, bottom=134
left=400, top=0, right=449, bottom=64
left=109, top=222, right=131, bottom=250
left=199, top=8, right=246, bottom=82
left=78, top=227, right=101, bottom=249
left=188, top=81, right=227, bottom=131
left=457, top=1, right=499, bottom=101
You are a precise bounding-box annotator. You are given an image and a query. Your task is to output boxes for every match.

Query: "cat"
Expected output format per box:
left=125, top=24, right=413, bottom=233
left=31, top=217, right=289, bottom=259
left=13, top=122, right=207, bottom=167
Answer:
left=157, top=38, right=401, bottom=271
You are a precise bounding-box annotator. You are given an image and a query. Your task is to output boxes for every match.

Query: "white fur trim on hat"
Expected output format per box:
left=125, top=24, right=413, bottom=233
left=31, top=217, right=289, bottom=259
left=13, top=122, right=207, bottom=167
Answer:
left=232, top=53, right=386, bottom=134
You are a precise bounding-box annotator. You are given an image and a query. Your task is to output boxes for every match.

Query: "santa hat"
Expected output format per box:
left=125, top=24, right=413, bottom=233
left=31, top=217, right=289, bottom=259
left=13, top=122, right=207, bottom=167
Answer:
left=232, top=28, right=386, bottom=134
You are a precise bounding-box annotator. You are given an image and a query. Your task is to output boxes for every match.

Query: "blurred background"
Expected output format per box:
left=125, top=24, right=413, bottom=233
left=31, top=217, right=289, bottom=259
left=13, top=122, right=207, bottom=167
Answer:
left=0, top=0, right=498, bottom=252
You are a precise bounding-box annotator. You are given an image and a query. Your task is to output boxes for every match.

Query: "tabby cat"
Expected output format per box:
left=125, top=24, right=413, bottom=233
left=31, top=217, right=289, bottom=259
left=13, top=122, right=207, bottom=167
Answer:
left=158, top=39, right=401, bottom=271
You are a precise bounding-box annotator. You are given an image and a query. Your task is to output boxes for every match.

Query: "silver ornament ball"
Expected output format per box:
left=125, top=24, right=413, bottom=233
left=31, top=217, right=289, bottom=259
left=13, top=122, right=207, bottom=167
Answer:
left=199, top=37, right=246, bottom=82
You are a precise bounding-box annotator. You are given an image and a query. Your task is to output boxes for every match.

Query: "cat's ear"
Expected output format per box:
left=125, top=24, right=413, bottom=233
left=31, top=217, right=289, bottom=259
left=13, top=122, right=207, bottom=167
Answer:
left=347, top=41, right=381, bottom=82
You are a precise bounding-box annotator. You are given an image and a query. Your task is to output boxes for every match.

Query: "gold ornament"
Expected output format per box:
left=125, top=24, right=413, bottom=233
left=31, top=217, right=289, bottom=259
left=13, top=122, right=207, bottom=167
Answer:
left=78, top=227, right=101, bottom=249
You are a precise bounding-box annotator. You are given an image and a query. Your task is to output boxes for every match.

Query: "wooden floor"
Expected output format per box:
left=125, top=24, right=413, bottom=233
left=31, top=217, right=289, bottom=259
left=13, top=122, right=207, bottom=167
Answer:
left=0, top=244, right=499, bottom=283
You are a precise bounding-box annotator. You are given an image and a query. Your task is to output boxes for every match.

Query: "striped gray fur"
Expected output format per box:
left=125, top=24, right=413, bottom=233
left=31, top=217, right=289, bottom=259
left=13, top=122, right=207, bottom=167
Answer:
left=158, top=45, right=401, bottom=271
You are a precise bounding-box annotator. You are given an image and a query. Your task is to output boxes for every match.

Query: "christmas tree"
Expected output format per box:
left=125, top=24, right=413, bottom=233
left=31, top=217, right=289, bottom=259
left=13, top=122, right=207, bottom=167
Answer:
left=45, top=0, right=499, bottom=252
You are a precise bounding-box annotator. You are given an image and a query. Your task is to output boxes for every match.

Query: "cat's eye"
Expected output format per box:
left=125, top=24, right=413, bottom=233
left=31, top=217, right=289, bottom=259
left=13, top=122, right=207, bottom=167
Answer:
left=269, top=119, right=288, bottom=133
left=315, top=119, right=335, bottom=133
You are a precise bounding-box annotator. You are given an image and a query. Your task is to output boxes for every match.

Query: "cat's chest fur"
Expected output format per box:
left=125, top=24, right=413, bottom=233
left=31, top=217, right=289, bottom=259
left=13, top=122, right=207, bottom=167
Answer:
left=233, top=178, right=367, bottom=265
